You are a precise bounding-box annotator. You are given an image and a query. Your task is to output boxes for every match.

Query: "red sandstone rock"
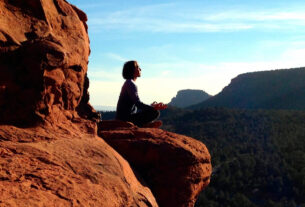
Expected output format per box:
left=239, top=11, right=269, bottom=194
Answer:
left=0, top=125, right=158, bottom=207
left=0, top=0, right=99, bottom=126
left=99, top=122, right=212, bottom=207
left=0, top=1, right=158, bottom=206
left=0, top=1, right=212, bottom=206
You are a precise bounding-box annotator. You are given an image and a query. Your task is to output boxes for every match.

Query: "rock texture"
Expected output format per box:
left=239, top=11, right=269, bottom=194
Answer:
left=0, top=125, right=158, bottom=207
left=0, top=1, right=158, bottom=206
left=0, top=0, right=99, bottom=126
left=99, top=121, right=212, bottom=207
left=0, top=0, right=212, bottom=206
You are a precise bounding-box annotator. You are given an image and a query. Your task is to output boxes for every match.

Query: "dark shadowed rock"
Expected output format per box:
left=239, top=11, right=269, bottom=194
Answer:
left=0, top=1, right=157, bottom=206
left=0, top=1, right=212, bottom=206
left=99, top=121, right=212, bottom=207
left=0, top=0, right=99, bottom=126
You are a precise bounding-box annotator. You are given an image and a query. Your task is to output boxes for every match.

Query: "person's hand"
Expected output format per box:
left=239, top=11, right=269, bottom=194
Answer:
left=151, top=101, right=167, bottom=110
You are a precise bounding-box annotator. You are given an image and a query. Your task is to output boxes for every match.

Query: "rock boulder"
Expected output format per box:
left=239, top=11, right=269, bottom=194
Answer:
left=0, top=0, right=99, bottom=126
left=0, top=125, right=158, bottom=207
left=0, top=1, right=212, bottom=206
left=99, top=121, right=212, bottom=207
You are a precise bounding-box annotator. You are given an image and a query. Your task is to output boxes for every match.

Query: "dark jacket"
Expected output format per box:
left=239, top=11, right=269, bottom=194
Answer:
left=116, top=79, right=151, bottom=121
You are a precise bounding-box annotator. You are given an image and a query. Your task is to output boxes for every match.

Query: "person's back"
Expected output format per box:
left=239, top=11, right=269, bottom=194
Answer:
left=116, top=79, right=138, bottom=121
left=115, top=60, right=166, bottom=127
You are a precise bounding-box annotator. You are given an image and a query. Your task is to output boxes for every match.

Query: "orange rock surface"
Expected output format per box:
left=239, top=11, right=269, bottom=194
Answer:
left=99, top=121, right=212, bottom=207
left=0, top=0, right=99, bottom=126
left=0, top=125, right=158, bottom=207
left=0, top=1, right=157, bottom=206
left=0, top=0, right=212, bottom=206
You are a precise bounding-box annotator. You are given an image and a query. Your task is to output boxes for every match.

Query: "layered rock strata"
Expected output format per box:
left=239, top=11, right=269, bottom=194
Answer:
left=0, top=1, right=212, bottom=206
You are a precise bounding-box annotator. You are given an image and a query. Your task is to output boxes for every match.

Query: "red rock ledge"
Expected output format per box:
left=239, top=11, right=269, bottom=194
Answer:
left=99, top=121, right=212, bottom=207
left=0, top=0, right=212, bottom=206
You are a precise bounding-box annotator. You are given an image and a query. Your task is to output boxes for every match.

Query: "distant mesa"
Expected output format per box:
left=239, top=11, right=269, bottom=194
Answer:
left=169, top=89, right=212, bottom=108
left=190, top=67, right=305, bottom=110
left=0, top=0, right=212, bottom=206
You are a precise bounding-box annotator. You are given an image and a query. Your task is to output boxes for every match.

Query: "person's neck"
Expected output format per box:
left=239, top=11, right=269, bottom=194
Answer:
left=132, top=77, right=137, bottom=81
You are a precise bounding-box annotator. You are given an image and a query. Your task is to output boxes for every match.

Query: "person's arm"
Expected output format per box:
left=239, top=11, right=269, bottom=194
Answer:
left=127, top=81, right=152, bottom=110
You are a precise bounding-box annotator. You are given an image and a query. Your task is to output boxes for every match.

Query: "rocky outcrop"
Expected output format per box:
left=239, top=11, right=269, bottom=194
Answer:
left=0, top=1, right=212, bottom=206
left=0, top=125, right=158, bottom=207
left=99, top=121, right=212, bottom=207
left=0, top=0, right=99, bottom=126
left=0, top=1, right=157, bottom=206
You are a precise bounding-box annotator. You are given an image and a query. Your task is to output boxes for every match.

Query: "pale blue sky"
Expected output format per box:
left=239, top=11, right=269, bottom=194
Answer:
left=69, top=0, right=305, bottom=108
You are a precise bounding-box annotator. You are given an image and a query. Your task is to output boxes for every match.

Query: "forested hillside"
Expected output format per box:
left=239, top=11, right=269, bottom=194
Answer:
left=191, top=67, right=305, bottom=110
left=161, top=107, right=305, bottom=207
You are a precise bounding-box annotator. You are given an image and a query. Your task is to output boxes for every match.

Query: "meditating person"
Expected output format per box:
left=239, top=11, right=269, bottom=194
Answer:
left=115, top=60, right=167, bottom=128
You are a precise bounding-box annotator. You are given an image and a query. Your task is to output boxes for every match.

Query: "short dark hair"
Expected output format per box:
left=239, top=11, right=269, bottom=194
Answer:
left=122, top=60, right=137, bottom=79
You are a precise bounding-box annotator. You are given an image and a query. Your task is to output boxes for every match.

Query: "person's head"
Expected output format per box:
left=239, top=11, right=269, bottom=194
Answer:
left=122, top=60, right=141, bottom=80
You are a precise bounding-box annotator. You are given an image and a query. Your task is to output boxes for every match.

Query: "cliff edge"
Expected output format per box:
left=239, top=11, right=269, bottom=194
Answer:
left=0, top=0, right=212, bottom=206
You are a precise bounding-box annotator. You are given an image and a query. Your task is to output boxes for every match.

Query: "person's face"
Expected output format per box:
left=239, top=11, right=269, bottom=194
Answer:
left=134, top=62, right=141, bottom=78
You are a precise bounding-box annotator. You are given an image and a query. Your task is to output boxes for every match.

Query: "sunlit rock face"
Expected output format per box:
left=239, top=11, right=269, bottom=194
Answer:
left=0, top=1, right=212, bottom=207
left=0, top=125, right=159, bottom=207
left=0, top=0, right=98, bottom=126
left=0, top=1, right=158, bottom=206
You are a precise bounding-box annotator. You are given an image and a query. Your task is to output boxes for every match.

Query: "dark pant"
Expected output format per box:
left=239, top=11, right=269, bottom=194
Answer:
left=130, top=107, right=160, bottom=127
